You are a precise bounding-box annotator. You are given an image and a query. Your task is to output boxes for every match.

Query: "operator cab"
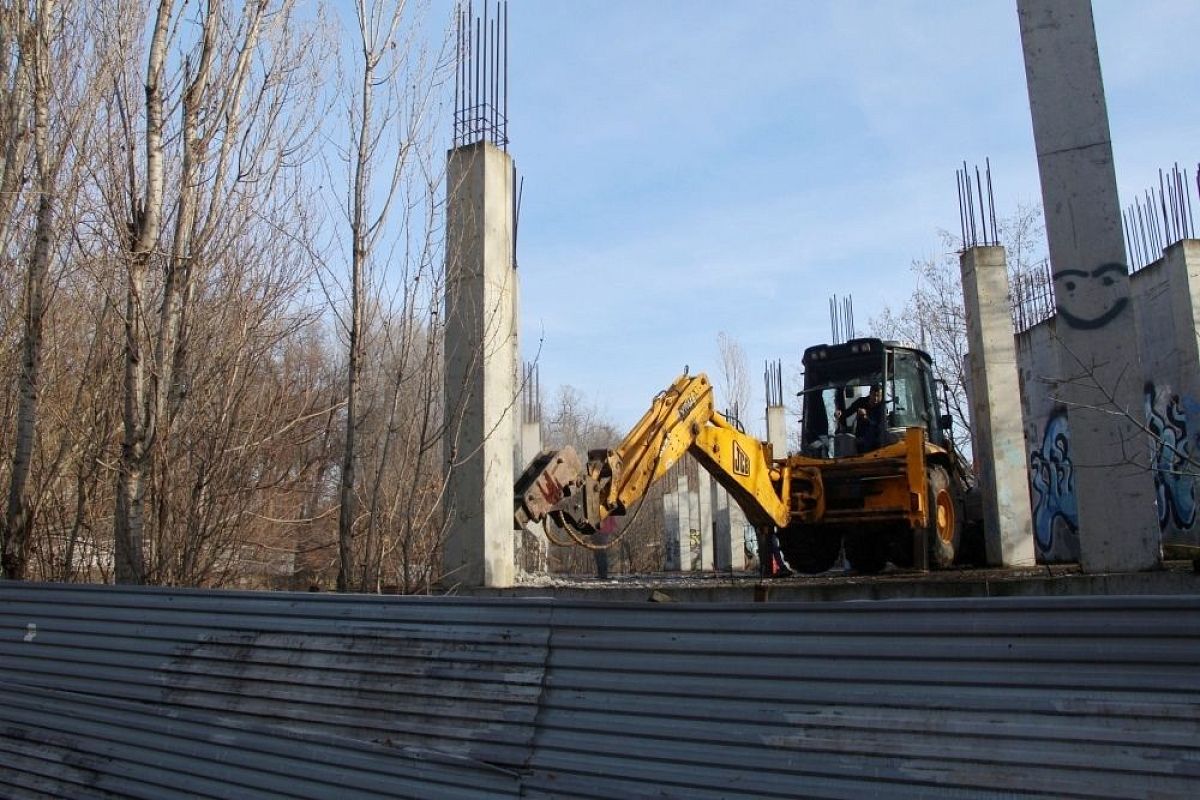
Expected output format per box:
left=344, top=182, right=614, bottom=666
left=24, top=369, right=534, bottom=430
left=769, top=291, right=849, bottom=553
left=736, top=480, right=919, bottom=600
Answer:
left=800, top=337, right=951, bottom=458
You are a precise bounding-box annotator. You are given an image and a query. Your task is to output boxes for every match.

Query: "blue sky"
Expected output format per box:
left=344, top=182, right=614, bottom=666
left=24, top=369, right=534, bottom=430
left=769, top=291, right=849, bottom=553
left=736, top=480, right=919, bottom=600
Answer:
left=499, top=1, right=1200, bottom=433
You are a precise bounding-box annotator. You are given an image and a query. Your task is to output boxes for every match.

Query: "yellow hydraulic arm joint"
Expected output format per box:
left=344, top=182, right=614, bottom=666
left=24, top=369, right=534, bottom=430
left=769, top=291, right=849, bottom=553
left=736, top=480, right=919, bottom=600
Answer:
left=690, top=414, right=789, bottom=529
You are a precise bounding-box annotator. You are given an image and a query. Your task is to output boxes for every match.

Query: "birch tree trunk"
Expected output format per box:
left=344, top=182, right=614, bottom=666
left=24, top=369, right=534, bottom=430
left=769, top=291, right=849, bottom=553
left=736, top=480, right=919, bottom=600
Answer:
left=114, top=0, right=173, bottom=584
left=2, top=0, right=52, bottom=579
left=336, top=7, right=375, bottom=593
left=0, top=2, right=31, bottom=249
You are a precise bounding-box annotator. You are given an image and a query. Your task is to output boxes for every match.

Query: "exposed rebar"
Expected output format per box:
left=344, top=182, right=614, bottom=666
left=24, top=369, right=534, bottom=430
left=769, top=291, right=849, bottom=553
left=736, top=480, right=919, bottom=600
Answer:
left=453, top=1, right=509, bottom=150
left=764, top=360, right=784, bottom=409
left=955, top=159, right=998, bottom=248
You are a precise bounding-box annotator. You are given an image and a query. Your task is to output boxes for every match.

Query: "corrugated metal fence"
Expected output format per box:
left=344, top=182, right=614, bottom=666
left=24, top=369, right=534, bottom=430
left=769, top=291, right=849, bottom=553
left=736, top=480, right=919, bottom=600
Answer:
left=2, top=583, right=1198, bottom=798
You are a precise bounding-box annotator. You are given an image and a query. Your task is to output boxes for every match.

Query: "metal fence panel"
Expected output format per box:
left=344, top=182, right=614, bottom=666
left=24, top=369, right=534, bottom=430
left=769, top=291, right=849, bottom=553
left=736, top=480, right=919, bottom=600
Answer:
left=2, top=584, right=1198, bottom=798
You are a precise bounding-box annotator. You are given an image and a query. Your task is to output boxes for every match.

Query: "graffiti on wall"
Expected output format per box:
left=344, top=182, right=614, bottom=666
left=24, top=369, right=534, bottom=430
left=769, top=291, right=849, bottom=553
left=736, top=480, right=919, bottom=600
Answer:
left=1144, top=382, right=1198, bottom=532
left=1029, top=409, right=1078, bottom=553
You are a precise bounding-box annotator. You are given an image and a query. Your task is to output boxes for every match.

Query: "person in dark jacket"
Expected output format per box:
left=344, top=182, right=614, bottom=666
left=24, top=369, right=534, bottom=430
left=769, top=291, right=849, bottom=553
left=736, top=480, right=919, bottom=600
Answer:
left=835, top=384, right=886, bottom=452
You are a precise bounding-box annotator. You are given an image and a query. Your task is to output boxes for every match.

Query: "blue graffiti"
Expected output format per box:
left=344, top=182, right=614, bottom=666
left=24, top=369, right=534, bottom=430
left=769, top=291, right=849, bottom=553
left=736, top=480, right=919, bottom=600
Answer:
left=1029, top=410, right=1078, bottom=553
left=1145, top=383, right=1198, bottom=531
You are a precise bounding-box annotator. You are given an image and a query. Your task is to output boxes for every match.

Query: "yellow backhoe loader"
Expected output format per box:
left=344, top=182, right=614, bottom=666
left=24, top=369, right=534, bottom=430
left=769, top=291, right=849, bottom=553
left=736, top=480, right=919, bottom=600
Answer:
left=514, top=337, right=976, bottom=574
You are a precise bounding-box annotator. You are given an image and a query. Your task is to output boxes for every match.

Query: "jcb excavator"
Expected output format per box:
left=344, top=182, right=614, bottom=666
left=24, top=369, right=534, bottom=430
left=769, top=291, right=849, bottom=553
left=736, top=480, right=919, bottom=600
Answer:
left=514, top=337, right=974, bottom=574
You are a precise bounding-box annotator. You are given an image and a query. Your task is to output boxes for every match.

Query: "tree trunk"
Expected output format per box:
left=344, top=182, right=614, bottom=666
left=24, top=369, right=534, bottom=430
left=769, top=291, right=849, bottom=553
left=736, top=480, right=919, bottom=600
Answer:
left=0, top=3, right=31, bottom=249
left=114, top=0, right=174, bottom=584
left=3, top=0, right=55, bottom=580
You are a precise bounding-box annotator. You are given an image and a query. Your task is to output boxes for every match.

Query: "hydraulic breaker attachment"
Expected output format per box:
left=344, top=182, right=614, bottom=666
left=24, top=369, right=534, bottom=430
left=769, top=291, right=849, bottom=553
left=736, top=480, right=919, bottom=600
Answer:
left=514, top=447, right=588, bottom=530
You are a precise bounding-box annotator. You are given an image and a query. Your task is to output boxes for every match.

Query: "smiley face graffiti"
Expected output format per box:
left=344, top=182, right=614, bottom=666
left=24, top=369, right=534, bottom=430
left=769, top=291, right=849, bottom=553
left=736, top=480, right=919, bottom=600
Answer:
left=1054, top=262, right=1130, bottom=330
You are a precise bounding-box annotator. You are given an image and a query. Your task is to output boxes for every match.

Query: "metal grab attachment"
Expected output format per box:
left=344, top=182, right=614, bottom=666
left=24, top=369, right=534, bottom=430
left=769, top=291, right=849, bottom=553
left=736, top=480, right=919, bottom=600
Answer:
left=514, top=446, right=586, bottom=530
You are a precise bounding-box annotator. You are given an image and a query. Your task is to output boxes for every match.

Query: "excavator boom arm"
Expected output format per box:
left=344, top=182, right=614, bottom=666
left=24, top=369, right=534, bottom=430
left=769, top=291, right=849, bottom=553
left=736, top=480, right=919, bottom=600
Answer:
left=514, top=372, right=790, bottom=536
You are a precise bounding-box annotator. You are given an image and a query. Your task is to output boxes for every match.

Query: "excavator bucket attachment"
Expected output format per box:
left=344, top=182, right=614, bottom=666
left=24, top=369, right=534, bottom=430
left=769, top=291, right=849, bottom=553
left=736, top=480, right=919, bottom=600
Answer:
left=514, top=446, right=584, bottom=529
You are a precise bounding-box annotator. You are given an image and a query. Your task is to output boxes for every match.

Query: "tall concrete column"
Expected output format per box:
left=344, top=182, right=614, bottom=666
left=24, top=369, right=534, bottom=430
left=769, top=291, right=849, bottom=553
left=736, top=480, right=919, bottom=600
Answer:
left=1019, top=0, right=1159, bottom=571
left=442, top=142, right=517, bottom=587
left=961, top=246, right=1037, bottom=567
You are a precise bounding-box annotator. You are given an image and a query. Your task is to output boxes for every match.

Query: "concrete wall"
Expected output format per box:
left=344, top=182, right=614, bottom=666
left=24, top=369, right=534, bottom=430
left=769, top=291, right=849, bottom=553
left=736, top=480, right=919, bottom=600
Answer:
left=1017, top=319, right=1080, bottom=563
left=1018, top=240, right=1200, bottom=561
left=663, top=456, right=748, bottom=573
left=443, top=142, right=517, bottom=588
left=1141, top=241, right=1200, bottom=547
left=712, top=483, right=748, bottom=572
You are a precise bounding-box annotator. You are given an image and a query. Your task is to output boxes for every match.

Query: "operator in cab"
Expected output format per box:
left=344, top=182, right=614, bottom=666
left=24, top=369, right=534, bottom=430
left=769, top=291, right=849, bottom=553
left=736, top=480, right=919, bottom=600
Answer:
left=834, top=384, right=885, bottom=452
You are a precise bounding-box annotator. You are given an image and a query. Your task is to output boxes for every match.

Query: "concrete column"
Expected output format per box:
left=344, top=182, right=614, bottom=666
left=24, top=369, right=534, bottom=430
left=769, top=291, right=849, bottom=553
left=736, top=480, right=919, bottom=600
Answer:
left=677, top=471, right=693, bottom=572
left=517, top=420, right=547, bottom=573
left=960, top=246, right=1037, bottom=567
left=518, top=421, right=541, bottom=477
left=1019, top=0, right=1159, bottom=571
left=662, top=490, right=681, bottom=572
left=686, top=490, right=701, bottom=570
left=712, top=483, right=732, bottom=571
left=442, top=142, right=517, bottom=588
left=1165, top=241, right=1200, bottom=374
left=766, top=405, right=787, bottom=458
left=728, top=502, right=748, bottom=570
left=696, top=466, right=714, bottom=571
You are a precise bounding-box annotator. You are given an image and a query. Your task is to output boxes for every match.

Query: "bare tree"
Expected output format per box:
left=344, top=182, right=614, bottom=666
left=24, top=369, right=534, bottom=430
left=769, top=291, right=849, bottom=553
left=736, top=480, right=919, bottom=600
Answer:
left=104, top=0, right=325, bottom=585
left=327, top=0, right=448, bottom=593
left=111, top=0, right=174, bottom=583
left=0, top=0, right=458, bottom=590
left=870, top=204, right=1047, bottom=457
left=715, top=330, right=751, bottom=424
left=3, top=0, right=114, bottom=578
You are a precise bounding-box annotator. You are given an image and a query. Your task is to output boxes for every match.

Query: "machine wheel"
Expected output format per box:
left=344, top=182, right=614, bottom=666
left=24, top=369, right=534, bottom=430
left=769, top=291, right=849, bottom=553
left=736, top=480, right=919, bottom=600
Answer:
left=778, top=526, right=841, bottom=574
left=845, top=531, right=887, bottom=575
left=928, top=464, right=961, bottom=568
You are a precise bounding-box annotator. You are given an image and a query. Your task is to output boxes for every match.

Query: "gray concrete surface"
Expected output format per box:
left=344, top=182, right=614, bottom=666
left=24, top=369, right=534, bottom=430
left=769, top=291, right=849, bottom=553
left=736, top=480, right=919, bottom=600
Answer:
left=1019, top=0, right=1160, bottom=572
left=443, top=142, right=518, bottom=588
left=695, top=467, right=714, bottom=570
left=766, top=404, right=787, bottom=458
left=961, top=245, right=1037, bottom=567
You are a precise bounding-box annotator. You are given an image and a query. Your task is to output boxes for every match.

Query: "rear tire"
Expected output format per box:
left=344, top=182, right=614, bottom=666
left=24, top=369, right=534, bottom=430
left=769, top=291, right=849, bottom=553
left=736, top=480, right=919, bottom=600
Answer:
left=928, top=464, right=961, bottom=568
left=778, top=525, right=841, bottom=574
